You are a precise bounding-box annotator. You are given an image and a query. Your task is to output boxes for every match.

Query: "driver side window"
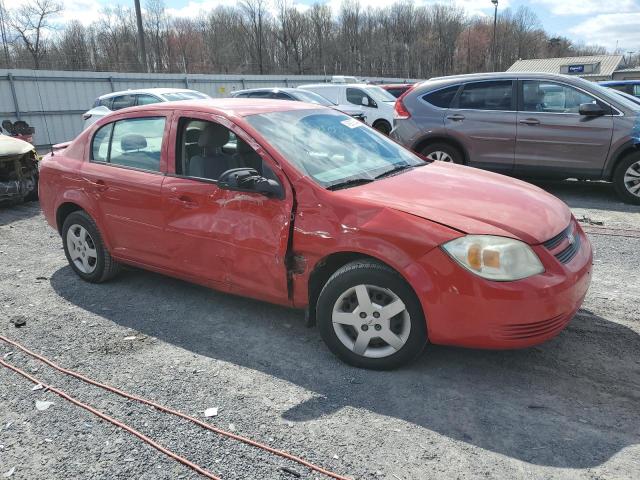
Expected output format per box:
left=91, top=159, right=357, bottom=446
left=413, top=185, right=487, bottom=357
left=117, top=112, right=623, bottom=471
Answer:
left=521, top=81, right=601, bottom=114
left=346, top=88, right=374, bottom=107
left=176, top=118, right=278, bottom=184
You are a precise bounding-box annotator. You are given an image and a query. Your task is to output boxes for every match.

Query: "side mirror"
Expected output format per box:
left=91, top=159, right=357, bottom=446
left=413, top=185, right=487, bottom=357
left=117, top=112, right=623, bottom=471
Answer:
left=218, top=167, right=283, bottom=198
left=579, top=103, right=605, bottom=117
left=361, top=96, right=369, bottom=107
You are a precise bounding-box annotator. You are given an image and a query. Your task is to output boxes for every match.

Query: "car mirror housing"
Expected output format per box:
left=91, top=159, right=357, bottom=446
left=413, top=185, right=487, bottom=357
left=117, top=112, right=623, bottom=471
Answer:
left=579, top=103, right=605, bottom=117
left=218, top=167, right=283, bottom=199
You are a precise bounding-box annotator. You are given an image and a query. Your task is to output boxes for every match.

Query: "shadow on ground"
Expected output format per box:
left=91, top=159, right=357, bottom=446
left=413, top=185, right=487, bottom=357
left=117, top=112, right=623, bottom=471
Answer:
left=0, top=200, right=41, bottom=225
left=526, top=179, right=639, bottom=213
left=50, top=265, right=640, bottom=470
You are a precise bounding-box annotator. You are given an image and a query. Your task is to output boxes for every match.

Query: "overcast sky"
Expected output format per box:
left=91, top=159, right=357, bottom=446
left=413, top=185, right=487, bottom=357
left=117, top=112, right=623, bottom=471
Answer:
left=13, top=0, right=640, bottom=52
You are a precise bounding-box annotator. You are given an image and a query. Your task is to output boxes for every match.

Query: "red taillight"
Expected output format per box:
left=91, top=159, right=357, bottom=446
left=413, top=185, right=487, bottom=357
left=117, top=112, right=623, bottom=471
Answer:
left=394, top=88, right=412, bottom=120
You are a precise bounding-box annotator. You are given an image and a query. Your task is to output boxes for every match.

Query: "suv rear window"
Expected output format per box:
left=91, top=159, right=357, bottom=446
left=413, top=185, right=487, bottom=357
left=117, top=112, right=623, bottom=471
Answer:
left=457, top=81, right=513, bottom=111
left=422, top=86, right=459, bottom=108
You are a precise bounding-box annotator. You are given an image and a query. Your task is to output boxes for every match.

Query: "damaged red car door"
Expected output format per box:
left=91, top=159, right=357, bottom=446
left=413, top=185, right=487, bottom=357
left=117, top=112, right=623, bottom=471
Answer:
left=161, top=112, right=293, bottom=304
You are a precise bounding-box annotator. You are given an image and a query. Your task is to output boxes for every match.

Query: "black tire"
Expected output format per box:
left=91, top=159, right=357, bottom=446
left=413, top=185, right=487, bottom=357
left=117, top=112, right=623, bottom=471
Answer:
left=420, top=142, right=464, bottom=164
left=24, top=173, right=38, bottom=202
left=316, top=259, right=428, bottom=370
left=372, top=120, right=392, bottom=135
left=62, top=210, right=120, bottom=283
left=613, top=152, right=640, bottom=205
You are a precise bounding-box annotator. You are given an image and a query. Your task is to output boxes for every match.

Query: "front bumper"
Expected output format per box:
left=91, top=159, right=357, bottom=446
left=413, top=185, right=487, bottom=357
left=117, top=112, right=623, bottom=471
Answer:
left=417, top=222, right=593, bottom=349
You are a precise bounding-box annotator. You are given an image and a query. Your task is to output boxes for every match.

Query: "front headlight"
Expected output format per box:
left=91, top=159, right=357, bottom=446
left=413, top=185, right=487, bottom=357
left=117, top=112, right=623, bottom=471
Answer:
left=442, top=235, right=544, bottom=281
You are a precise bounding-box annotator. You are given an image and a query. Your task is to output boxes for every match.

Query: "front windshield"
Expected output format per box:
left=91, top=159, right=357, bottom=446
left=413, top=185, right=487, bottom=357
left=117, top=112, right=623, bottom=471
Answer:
left=294, top=89, right=335, bottom=106
left=245, top=109, right=424, bottom=189
left=365, top=86, right=397, bottom=103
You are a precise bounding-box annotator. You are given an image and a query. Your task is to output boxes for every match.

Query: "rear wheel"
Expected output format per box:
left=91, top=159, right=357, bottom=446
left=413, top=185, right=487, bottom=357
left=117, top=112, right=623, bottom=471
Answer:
left=317, top=260, right=427, bottom=370
left=613, top=152, right=640, bottom=205
left=420, top=142, right=464, bottom=164
left=372, top=120, right=392, bottom=135
left=62, top=211, right=120, bottom=283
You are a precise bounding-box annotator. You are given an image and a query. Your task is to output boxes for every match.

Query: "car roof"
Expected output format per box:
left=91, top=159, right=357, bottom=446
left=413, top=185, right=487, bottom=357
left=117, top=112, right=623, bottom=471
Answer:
left=115, top=98, right=326, bottom=117
left=299, top=83, right=375, bottom=88
left=98, top=88, right=201, bottom=100
left=599, top=80, right=640, bottom=85
left=232, top=87, right=300, bottom=94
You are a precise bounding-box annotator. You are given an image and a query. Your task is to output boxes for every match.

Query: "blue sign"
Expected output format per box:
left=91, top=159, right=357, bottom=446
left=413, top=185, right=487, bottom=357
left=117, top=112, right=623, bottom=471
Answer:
left=568, top=65, right=585, bottom=73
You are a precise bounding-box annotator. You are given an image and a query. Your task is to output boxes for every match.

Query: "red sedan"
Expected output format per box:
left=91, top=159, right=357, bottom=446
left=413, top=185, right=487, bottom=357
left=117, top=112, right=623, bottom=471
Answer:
left=38, top=99, right=592, bottom=369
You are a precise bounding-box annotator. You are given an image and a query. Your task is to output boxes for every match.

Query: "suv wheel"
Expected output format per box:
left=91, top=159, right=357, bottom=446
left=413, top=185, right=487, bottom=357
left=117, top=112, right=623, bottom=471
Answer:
left=317, top=260, right=427, bottom=370
left=62, top=211, right=121, bottom=283
left=613, top=152, right=640, bottom=205
left=420, top=143, right=464, bottom=164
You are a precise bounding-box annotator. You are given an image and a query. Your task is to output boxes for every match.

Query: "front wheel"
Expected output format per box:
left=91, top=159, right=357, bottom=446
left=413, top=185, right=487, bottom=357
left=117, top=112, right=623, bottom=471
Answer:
left=613, top=152, right=640, bottom=205
left=317, top=260, right=427, bottom=369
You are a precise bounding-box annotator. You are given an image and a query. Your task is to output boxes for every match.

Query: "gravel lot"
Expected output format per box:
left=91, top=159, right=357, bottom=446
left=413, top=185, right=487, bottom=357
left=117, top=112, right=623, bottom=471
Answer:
left=1, top=180, right=639, bottom=480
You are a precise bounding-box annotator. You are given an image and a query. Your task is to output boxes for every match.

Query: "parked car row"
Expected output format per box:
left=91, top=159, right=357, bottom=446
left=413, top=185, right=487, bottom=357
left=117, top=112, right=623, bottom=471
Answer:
left=229, top=88, right=366, bottom=122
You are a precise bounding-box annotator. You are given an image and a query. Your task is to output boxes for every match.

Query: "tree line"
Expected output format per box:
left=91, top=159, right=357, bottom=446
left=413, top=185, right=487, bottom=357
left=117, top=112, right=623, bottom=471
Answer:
left=1, top=0, right=621, bottom=78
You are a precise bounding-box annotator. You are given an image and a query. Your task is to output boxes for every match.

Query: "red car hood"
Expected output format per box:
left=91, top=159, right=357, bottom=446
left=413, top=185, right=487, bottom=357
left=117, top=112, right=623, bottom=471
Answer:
left=341, top=163, right=571, bottom=245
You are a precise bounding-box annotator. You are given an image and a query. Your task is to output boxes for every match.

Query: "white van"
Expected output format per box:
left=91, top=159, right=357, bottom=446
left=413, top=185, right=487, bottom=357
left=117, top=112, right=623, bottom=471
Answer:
left=298, top=83, right=397, bottom=134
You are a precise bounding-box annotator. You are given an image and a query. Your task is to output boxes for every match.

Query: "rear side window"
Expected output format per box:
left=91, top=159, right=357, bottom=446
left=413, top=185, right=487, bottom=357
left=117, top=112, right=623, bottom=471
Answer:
left=457, top=81, right=513, bottom=111
left=98, top=97, right=114, bottom=109
left=110, top=95, right=136, bottom=111
left=633, top=85, right=640, bottom=97
left=273, top=91, right=294, bottom=100
left=91, top=117, right=165, bottom=172
left=422, top=85, right=460, bottom=108
left=248, top=91, right=272, bottom=98
left=136, top=94, right=161, bottom=106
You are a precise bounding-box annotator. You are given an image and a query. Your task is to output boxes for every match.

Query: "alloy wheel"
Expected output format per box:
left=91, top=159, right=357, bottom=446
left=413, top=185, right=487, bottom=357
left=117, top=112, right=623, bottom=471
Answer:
left=331, top=284, right=411, bottom=358
left=426, top=150, right=453, bottom=162
left=623, top=160, right=640, bottom=198
left=66, top=224, right=98, bottom=274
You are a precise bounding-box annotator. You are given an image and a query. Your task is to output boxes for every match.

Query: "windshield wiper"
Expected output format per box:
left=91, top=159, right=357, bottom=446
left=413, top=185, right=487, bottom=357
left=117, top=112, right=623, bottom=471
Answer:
left=326, top=178, right=374, bottom=191
left=374, top=164, right=415, bottom=180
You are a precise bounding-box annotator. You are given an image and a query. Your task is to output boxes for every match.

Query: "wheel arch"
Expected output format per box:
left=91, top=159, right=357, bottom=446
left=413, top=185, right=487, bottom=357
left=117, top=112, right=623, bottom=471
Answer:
left=412, top=135, right=469, bottom=164
left=604, top=141, right=640, bottom=181
left=56, top=202, right=83, bottom=234
left=306, top=251, right=424, bottom=327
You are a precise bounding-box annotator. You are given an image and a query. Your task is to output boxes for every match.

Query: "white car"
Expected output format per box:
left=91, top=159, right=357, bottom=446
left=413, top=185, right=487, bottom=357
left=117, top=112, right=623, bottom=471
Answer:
left=82, top=88, right=210, bottom=129
left=298, top=83, right=396, bottom=134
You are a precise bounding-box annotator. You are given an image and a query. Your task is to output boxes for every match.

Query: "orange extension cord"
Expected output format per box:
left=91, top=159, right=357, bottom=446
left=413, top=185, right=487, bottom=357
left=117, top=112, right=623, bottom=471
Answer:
left=0, top=335, right=351, bottom=480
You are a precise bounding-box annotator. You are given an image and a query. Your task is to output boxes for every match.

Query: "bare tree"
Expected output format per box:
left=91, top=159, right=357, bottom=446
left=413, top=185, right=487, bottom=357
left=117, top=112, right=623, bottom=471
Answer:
left=8, top=0, right=62, bottom=69
left=2, top=0, right=612, bottom=77
left=239, top=0, right=270, bottom=74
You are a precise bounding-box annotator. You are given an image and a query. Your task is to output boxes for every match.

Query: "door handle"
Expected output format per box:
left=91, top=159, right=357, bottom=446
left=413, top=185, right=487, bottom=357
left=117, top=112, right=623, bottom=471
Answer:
left=519, top=118, right=540, bottom=125
left=168, top=195, right=198, bottom=208
left=446, top=114, right=465, bottom=121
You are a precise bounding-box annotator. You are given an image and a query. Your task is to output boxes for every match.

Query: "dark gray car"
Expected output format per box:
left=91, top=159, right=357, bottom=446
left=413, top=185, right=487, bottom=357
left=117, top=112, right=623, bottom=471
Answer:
left=391, top=72, right=640, bottom=204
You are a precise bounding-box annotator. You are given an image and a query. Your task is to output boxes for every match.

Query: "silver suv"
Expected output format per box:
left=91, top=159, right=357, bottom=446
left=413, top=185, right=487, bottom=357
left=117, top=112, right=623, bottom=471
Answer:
left=391, top=72, right=640, bottom=204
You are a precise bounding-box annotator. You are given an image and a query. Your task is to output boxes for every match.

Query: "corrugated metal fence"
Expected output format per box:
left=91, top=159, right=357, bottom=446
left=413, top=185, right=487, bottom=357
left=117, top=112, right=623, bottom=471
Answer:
left=0, top=69, right=421, bottom=149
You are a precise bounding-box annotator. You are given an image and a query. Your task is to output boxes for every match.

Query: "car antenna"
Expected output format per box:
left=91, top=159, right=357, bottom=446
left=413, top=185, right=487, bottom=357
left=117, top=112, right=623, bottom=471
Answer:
left=34, top=72, right=55, bottom=156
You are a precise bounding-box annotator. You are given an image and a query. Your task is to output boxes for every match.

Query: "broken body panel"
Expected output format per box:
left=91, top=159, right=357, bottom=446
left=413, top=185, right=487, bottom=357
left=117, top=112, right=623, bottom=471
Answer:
left=0, top=135, right=39, bottom=203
